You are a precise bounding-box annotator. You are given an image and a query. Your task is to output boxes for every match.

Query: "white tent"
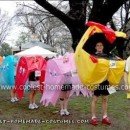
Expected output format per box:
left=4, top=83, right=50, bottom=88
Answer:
left=14, top=46, right=57, bottom=58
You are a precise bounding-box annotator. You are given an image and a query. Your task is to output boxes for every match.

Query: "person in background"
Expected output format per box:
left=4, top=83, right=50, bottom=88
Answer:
left=90, top=42, right=111, bottom=126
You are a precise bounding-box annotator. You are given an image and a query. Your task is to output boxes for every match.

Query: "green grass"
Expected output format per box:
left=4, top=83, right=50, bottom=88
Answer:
left=0, top=90, right=130, bottom=130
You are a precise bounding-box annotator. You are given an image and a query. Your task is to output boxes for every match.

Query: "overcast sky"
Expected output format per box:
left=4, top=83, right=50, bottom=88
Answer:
left=0, top=1, right=17, bottom=16
left=0, top=1, right=35, bottom=47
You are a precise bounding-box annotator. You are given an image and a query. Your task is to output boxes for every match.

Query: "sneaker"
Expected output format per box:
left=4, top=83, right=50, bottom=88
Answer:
left=11, top=98, right=15, bottom=103
left=64, top=109, right=70, bottom=115
left=29, top=104, right=35, bottom=110
left=90, top=118, right=98, bottom=126
left=14, top=97, right=19, bottom=102
left=33, top=103, right=39, bottom=109
left=102, top=117, right=111, bottom=125
left=60, top=109, right=65, bottom=116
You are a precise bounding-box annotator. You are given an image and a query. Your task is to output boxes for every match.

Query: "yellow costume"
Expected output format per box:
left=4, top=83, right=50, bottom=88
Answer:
left=75, top=24, right=125, bottom=90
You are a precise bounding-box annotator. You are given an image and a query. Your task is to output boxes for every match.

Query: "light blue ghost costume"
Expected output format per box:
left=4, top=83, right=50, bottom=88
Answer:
left=0, top=55, right=18, bottom=89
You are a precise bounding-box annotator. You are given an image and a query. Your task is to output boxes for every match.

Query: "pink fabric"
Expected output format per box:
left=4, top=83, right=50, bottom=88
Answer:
left=40, top=53, right=92, bottom=106
left=70, top=75, right=92, bottom=97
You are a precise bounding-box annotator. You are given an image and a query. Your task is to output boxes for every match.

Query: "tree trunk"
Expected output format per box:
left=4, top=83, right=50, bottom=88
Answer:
left=68, top=23, right=87, bottom=50
left=66, top=0, right=88, bottom=50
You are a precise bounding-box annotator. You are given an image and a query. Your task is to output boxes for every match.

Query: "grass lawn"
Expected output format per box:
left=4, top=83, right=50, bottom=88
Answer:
left=0, top=90, right=130, bottom=130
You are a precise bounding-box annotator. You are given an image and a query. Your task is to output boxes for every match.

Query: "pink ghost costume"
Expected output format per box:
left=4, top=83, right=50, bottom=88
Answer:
left=40, top=53, right=92, bottom=106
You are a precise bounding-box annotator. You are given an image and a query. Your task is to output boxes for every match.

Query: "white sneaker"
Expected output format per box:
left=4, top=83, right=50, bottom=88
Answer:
left=29, top=104, right=35, bottom=110
left=60, top=109, right=65, bottom=116
left=33, top=103, right=39, bottom=109
left=14, top=97, right=19, bottom=102
left=11, top=98, right=15, bottom=103
left=64, top=109, right=70, bottom=115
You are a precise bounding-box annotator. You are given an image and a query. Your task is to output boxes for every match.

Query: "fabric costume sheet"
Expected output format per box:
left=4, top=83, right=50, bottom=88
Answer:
left=14, top=56, right=47, bottom=99
left=75, top=22, right=125, bottom=90
left=40, top=53, right=92, bottom=106
left=0, top=55, right=17, bottom=88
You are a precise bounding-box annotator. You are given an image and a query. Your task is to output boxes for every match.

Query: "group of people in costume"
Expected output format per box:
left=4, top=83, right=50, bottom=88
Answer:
left=0, top=21, right=130, bottom=126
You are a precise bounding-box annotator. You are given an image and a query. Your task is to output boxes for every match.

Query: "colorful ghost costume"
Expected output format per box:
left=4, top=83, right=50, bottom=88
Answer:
left=14, top=56, right=47, bottom=99
left=40, top=53, right=91, bottom=106
left=0, top=55, right=17, bottom=89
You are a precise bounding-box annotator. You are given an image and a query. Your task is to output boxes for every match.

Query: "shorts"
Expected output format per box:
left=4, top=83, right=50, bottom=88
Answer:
left=94, top=80, right=109, bottom=96
left=29, top=81, right=40, bottom=89
left=61, top=84, right=72, bottom=91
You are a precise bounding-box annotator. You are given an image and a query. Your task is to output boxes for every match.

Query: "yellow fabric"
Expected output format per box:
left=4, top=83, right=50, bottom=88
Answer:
left=127, top=93, right=130, bottom=99
left=107, top=61, right=125, bottom=85
left=115, top=31, right=127, bottom=38
left=75, top=26, right=125, bottom=90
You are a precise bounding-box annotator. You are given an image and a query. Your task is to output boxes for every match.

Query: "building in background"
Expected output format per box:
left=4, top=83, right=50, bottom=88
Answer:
left=12, top=33, right=56, bottom=54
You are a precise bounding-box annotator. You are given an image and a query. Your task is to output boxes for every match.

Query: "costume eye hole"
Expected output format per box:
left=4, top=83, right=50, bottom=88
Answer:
left=49, top=72, right=57, bottom=77
left=54, top=72, right=57, bottom=76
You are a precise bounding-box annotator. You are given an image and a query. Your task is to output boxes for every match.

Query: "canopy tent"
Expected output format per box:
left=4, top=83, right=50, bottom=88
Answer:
left=75, top=21, right=125, bottom=90
left=40, top=53, right=91, bottom=107
left=14, top=46, right=57, bottom=58
left=14, top=55, right=47, bottom=99
left=21, top=40, right=55, bottom=52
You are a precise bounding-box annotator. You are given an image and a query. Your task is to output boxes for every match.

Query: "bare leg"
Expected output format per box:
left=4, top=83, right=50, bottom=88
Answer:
left=10, top=89, right=15, bottom=98
left=91, top=95, right=98, bottom=118
left=64, top=91, right=71, bottom=110
left=59, top=91, right=66, bottom=115
left=59, top=91, right=66, bottom=110
left=63, top=91, right=71, bottom=115
left=31, top=89, right=39, bottom=108
left=29, top=89, right=34, bottom=104
left=102, top=96, right=108, bottom=118
left=32, top=90, right=36, bottom=103
left=14, top=93, right=17, bottom=98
